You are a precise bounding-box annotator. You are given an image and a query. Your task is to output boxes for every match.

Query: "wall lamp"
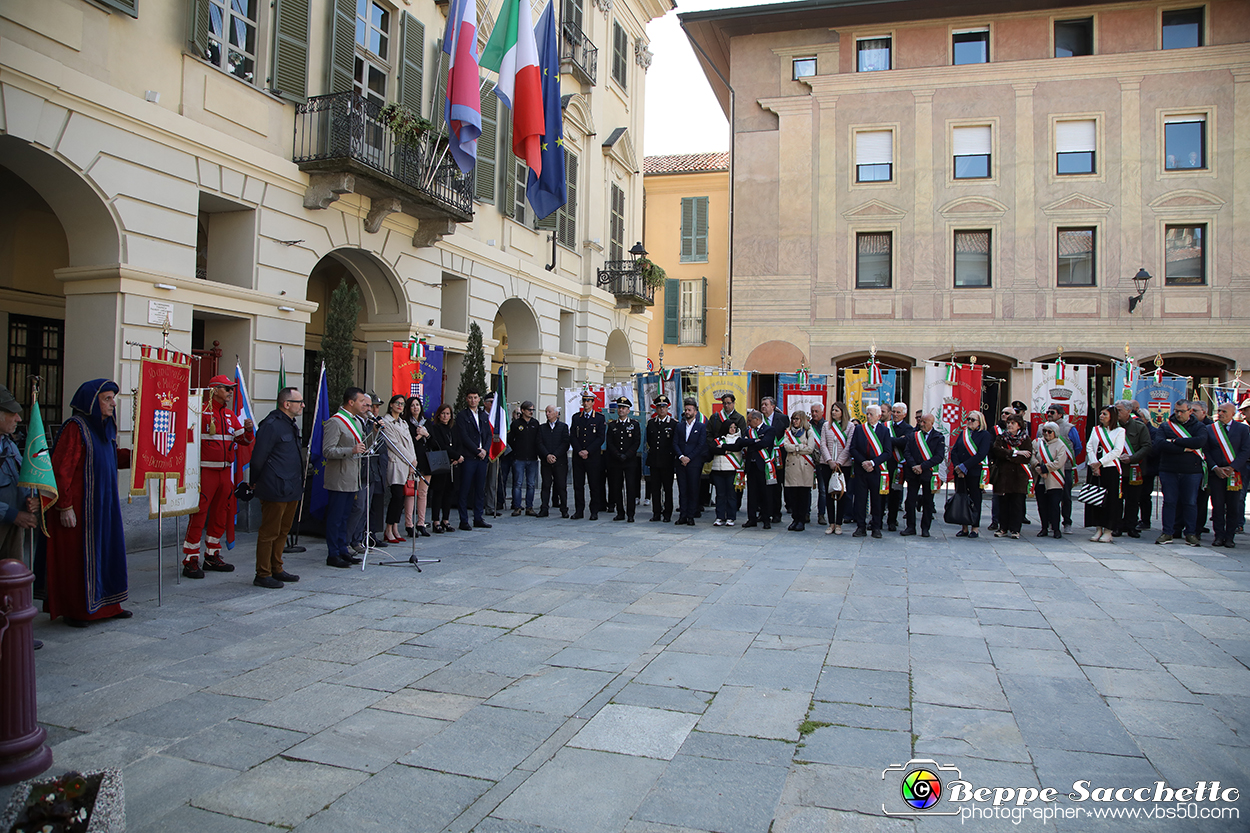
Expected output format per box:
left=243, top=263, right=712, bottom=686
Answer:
left=1128, top=268, right=1152, bottom=314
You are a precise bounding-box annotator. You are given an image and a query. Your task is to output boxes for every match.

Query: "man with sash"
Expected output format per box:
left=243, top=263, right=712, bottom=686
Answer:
left=1186, top=401, right=1215, bottom=540
left=809, top=404, right=829, bottom=526
left=322, top=387, right=370, bottom=568
left=760, top=397, right=785, bottom=523
left=1155, top=400, right=1206, bottom=546
left=1043, top=404, right=1083, bottom=533
left=709, top=394, right=748, bottom=513
left=849, top=404, right=891, bottom=538
left=885, top=402, right=914, bottom=532
left=741, top=409, right=778, bottom=529
left=1113, top=400, right=1152, bottom=539
left=646, top=395, right=677, bottom=522
left=672, top=398, right=708, bottom=526
left=455, top=389, right=493, bottom=530
left=1206, top=402, right=1249, bottom=549
left=606, top=397, right=641, bottom=522
left=902, top=412, right=945, bottom=537
left=182, top=374, right=254, bottom=578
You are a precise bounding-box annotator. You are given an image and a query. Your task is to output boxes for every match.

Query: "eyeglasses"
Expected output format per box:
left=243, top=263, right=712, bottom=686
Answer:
left=1042, top=429, right=1054, bottom=435
left=286, top=400, right=304, bottom=405
left=964, top=418, right=977, bottom=423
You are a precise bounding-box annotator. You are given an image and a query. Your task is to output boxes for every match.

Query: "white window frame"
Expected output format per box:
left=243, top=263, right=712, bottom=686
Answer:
left=853, top=128, right=895, bottom=185
left=856, top=35, right=892, bottom=72
left=204, top=0, right=267, bottom=87
left=678, top=280, right=704, bottom=346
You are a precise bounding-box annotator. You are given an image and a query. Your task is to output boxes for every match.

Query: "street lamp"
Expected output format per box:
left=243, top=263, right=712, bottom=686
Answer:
left=629, top=242, right=647, bottom=261
left=1128, top=268, right=1152, bottom=314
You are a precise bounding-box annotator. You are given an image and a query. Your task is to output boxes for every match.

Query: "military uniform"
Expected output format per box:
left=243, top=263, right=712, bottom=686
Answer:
left=570, top=397, right=606, bottom=519
left=606, top=397, right=641, bottom=521
left=646, top=396, right=677, bottom=522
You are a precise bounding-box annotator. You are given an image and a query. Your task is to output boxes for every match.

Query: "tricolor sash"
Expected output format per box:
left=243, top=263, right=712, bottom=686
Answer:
left=960, top=431, right=989, bottom=489
left=915, top=430, right=941, bottom=490
left=1094, top=426, right=1120, bottom=469
left=828, top=421, right=848, bottom=450
left=1123, top=435, right=1143, bottom=485
left=332, top=410, right=364, bottom=444
left=1037, top=441, right=1064, bottom=489
left=784, top=428, right=812, bottom=462
left=864, top=423, right=884, bottom=457
left=1212, top=421, right=1243, bottom=491
left=1165, top=419, right=1206, bottom=462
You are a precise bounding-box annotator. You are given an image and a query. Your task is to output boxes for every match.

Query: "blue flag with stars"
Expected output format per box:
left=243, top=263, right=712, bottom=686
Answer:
left=308, top=362, right=330, bottom=519
left=526, top=0, right=566, bottom=220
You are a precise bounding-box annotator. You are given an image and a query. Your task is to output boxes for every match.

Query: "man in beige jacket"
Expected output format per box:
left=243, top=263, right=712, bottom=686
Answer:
left=322, top=387, right=370, bottom=568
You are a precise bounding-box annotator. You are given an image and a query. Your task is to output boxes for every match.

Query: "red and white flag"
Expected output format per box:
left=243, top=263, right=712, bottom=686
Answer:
left=481, top=0, right=544, bottom=176
left=443, top=0, right=481, bottom=172
left=487, top=392, right=509, bottom=460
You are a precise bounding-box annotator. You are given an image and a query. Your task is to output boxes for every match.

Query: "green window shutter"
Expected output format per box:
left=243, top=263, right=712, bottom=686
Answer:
left=100, top=0, right=139, bottom=18
left=272, top=0, right=311, bottom=103
left=188, top=0, right=209, bottom=57
left=430, top=40, right=451, bottom=132
left=680, top=197, right=694, bottom=261
left=612, top=22, right=628, bottom=89
left=694, top=197, right=709, bottom=261
left=502, top=107, right=517, bottom=217
left=558, top=151, right=578, bottom=248
left=700, top=276, right=708, bottom=345
left=397, top=13, right=425, bottom=114
left=328, top=0, right=356, bottom=94
left=664, top=279, right=679, bottom=344
left=564, top=0, right=583, bottom=33
left=475, top=81, right=498, bottom=203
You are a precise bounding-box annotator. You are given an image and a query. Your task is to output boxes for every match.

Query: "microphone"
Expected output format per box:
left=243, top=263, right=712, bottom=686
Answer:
left=363, top=412, right=384, bottom=424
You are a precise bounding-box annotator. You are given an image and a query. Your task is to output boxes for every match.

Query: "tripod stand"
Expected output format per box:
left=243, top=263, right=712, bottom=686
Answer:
left=360, top=419, right=440, bottom=572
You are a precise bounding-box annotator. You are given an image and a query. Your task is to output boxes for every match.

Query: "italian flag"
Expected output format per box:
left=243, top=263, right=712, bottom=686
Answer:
left=481, top=0, right=544, bottom=176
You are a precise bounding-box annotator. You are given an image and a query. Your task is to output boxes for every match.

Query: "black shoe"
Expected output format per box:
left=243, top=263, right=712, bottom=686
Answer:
left=663, top=516, right=672, bottom=523
left=650, top=516, right=662, bottom=522
left=1037, top=530, right=1050, bottom=537
left=900, top=528, right=916, bottom=536
left=254, top=575, right=284, bottom=589
left=326, top=556, right=351, bottom=568
left=443, top=523, right=455, bottom=533
left=112, top=609, right=133, bottom=619
left=614, top=513, right=626, bottom=521
left=787, top=521, right=799, bottom=531
left=459, top=522, right=473, bottom=531
left=772, top=515, right=782, bottom=523
left=432, top=524, right=444, bottom=534
left=63, top=617, right=88, bottom=628
left=852, top=528, right=867, bottom=537
left=1111, top=531, right=1124, bottom=538
left=1224, top=540, right=1236, bottom=549
left=969, top=531, right=979, bottom=538
left=182, top=561, right=205, bottom=579
left=1023, top=518, right=1032, bottom=525
left=742, top=520, right=758, bottom=528
left=987, top=522, right=999, bottom=531
left=560, top=510, right=569, bottom=518
left=871, top=530, right=882, bottom=539
left=274, top=571, right=300, bottom=582
left=537, top=509, right=549, bottom=518
left=1137, top=521, right=1149, bottom=530
left=628, top=516, right=635, bottom=523
left=419, top=526, right=431, bottom=537
left=474, top=519, right=493, bottom=528
left=589, top=513, right=598, bottom=520
left=372, top=539, right=389, bottom=548
left=675, top=517, right=685, bottom=525
left=570, top=512, right=584, bottom=520
left=887, top=524, right=897, bottom=532
left=348, top=555, right=363, bottom=564
left=795, top=522, right=805, bottom=532
left=406, top=526, right=415, bottom=537
left=1213, top=538, right=1226, bottom=548
left=1053, top=530, right=1062, bottom=539
left=204, top=556, right=235, bottom=572
left=920, top=530, right=931, bottom=538
left=956, top=530, right=969, bottom=537
left=1127, top=530, right=1140, bottom=539
left=762, top=521, right=771, bottom=529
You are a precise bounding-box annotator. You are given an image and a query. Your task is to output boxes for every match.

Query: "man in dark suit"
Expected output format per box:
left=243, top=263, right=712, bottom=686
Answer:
left=902, top=412, right=946, bottom=538
left=885, top=402, right=915, bottom=531
left=606, top=397, right=641, bottom=521
left=708, top=393, right=748, bottom=514
left=537, top=404, right=570, bottom=517
left=760, top=397, right=785, bottom=521
left=455, top=389, right=492, bottom=530
left=1206, top=401, right=1250, bottom=548
left=741, top=409, right=777, bottom=529
left=645, top=395, right=677, bottom=522
left=671, top=398, right=708, bottom=526
left=571, top=392, right=606, bottom=520
left=849, top=404, right=891, bottom=538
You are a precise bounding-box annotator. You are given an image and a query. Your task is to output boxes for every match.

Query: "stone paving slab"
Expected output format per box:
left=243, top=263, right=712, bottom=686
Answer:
left=10, top=508, right=1250, bottom=830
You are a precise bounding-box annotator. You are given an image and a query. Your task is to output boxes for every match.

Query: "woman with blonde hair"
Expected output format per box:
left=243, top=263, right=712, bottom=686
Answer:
left=1033, top=421, right=1069, bottom=538
left=781, top=410, right=817, bottom=531
left=1086, top=406, right=1127, bottom=543
left=819, top=401, right=853, bottom=534
left=380, top=394, right=418, bottom=543
left=950, top=409, right=992, bottom=538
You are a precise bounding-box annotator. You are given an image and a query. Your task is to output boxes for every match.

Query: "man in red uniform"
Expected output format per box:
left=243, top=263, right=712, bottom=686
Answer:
left=182, top=374, right=254, bottom=578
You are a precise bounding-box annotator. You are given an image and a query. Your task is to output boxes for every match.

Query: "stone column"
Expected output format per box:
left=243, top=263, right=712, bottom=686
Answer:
left=1013, top=84, right=1039, bottom=291
left=1119, top=76, right=1144, bottom=289
left=911, top=89, right=936, bottom=295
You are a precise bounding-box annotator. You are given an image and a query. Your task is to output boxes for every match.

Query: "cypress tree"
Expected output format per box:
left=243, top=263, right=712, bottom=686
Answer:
left=455, top=321, right=488, bottom=413
left=322, top=279, right=361, bottom=403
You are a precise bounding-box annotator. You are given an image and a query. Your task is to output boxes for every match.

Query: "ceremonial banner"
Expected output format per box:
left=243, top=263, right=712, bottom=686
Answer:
left=1134, top=376, right=1188, bottom=426
left=1112, top=360, right=1141, bottom=403
left=696, top=371, right=750, bottom=418
left=636, top=372, right=680, bottom=417
left=1031, top=362, right=1088, bottom=459
left=148, top=394, right=202, bottom=518
left=778, top=373, right=828, bottom=389
left=781, top=385, right=827, bottom=419
left=923, top=362, right=984, bottom=481
left=846, top=368, right=897, bottom=423
left=131, top=346, right=192, bottom=494
left=392, top=341, right=445, bottom=413
left=18, top=399, right=57, bottom=531
left=308, top=363, right=331, bottom=519
left=226, top=362, right=255, bottom=550
left=564, top=384, right=604, bottom=425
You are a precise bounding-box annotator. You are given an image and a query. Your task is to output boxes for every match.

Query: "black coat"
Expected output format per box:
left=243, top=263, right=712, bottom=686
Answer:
left=537, top=419, right=570, bottom=459
left=456, top=408, right=492, bottom=457
left=249, top=409, right=304, bottom=502
left=508, top=416, right=540, bottom=461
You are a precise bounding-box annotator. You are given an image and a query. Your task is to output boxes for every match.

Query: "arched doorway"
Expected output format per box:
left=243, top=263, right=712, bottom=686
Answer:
left=493, top=298, right=542, bottom=408
left=746, top=339, right=809, bottom=405
left=605, top=329, right=635, bottom=384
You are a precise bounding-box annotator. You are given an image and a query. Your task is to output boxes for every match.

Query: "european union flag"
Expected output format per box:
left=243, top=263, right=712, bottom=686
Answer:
left=308, top=362, right=330, bottom=518
left=526, top=0, right=565, bottom=220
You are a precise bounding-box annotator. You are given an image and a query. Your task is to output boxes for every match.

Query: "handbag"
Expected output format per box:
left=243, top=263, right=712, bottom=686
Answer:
left=827, top=470, right=845, bottom=495
left=944, top=492, right=973, bottom=526
left=404, top=478, right=416, bottom=497
left=1072, top=482, right=1106, bottom=505
left=427, top=449, right=451, bottom=474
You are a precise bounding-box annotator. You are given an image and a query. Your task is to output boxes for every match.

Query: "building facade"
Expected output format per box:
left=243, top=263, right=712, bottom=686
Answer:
left=642, top=152, right=729, bottom=371
left=0, top=0, right=669, bottom=441
left=683, top=0, right=1250, bottom=409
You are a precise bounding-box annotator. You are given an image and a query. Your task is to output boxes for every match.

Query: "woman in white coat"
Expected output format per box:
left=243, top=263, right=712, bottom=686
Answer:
left=1086, top=406, right=1127, bottom=543
left=819, top=401, right=854, bottom=535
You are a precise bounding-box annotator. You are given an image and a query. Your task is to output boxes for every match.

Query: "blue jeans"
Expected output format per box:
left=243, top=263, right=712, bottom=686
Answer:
left=512, top=459, right=539, bottom=510
left=325, top=490, right=356, bottom=558
left=1159, top=471, right=1201, bottom=537
left=712, top=470, right=737, bottom=520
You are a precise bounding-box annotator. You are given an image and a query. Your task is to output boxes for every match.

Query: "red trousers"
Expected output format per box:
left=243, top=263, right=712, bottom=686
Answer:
left=183, top=466, right=232, bottom=562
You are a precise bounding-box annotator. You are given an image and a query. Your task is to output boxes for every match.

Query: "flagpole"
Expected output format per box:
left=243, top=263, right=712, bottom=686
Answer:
left=295, top=361, right=326, bottom=529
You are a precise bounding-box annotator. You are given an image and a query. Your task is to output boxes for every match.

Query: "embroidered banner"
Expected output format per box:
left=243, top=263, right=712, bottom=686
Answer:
left=391, top=341, right=444, bottom=414
left=696, top=371, right=750, bottom=419
left=131, top=346, right=192, bottom=495
left=148, top=392, right=202, bottom=518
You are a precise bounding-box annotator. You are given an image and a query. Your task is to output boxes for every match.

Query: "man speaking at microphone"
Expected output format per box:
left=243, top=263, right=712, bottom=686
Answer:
left=322, top=387, right=370, bottom=568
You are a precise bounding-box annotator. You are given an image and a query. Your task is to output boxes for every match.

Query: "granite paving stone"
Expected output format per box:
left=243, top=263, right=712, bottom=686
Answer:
left=697, top=686, right=810, bottom=741
left=164, top=718, right=309, bottom=770
left=283, top=707, right=448, bottom=771
left=192, top=757, right=370, bottom=827
left=241, top=681, right=385, bottom=733
left=486, top=665, right=616, bottom=715
left=813, top=667, right=910, bottom=709
left=634, top=755, right=790, bottom=833
left=399, top=704, right=565, bottom=781
left=568, top=704, right=699, bottom=759
left=633, top=651, right=740, bottom=691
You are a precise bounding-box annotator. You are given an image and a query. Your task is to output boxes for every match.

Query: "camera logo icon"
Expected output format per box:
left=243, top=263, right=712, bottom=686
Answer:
left=882, top=759, right=962, bottom=816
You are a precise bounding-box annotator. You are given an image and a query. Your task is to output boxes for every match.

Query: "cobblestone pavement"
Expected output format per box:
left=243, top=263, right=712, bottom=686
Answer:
left=7, top=510, right=1250, bottom=832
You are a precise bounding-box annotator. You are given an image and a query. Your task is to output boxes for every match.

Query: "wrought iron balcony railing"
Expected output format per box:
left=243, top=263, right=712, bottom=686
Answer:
left=293, top=91, right=473, bottom=221
left=561, top=21, right=598, bottom=86
left=597, top=260, right=655, bottom=309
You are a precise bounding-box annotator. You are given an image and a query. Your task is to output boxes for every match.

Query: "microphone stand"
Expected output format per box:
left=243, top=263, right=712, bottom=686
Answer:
left=361, top=416, right=440, bottom=571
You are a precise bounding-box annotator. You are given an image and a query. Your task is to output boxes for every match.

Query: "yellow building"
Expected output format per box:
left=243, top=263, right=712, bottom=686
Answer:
left=642, top=152, right=730, bottom=372
left=683, top=0, right=1250, bottom=410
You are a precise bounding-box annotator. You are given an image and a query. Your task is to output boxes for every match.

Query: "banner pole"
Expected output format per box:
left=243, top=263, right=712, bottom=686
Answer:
left=157, top=485, right=163, bottom=607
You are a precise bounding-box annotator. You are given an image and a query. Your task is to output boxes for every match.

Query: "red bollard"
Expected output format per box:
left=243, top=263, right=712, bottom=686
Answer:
left=0, top=558, right=52, bottom=785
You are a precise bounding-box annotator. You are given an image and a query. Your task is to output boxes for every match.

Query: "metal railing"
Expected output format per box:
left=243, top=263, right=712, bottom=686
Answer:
left=561, top=22, right=598, bottom=85
left=293, top=91, right=473, bottom=217
left=597, top=260, right=655, bottom=305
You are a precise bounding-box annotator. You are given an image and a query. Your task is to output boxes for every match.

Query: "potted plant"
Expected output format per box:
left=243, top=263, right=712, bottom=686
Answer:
left=378, top=103, right=435, bottom=149
left=638, top=256, right=667, bottom=288
left=1, top=769, right=124, bottom=833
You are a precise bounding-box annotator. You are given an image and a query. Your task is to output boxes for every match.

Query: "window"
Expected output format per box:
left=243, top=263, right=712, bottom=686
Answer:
left=7, top=315, right=64, bottom=430
left=1164, top=224, right=1206, bottom=285
left=857, top=37, right=891, bottom=72
left=1164, top=115, right=1206, bottom=170
left=1054, top=17, right=1093, bottom=57
left=855, top=130, right=893, bottom=183
left=954, top=231, right=991, bottom=287
left=1056, top=119, right=1096, bottom=175
left=609, top=183, right=625, bottom=261
left=612, top=22, right=628, bottom=88
left=793, top=57, right=816, bottom=79
left=1057, top=227, right=1095, bottom=286
left=856, top=232, right=892, bottom=288
left=535, top=150, right=579, bottom=251
left=678, top=279, right=706, bottom=346
left=680, top=197, right=709, bottom=262
left=953, top=125, right=991, bottom=179
left=1162, top=8, right=1203, bottom=49
left=354, top=0, right=390, bottom=107
left=953, top=29, right=989, bottom=65
left=205, top=0, right=260, bottom=84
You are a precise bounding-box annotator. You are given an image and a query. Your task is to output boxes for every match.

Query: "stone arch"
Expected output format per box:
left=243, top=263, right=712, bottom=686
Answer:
left=494, top=297, right=543, bottom=407
left=323, top=247, right=408, bottom=324
left=605, top=329, right=635, bottom=381
left=745, top=339, right=806, bottom=373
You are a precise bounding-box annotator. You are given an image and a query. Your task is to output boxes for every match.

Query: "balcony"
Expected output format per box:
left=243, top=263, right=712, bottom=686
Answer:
left=597, top=260, right=655, bottom=312
left=561, top=22, right=598, bottom=86
left=294, top=92, right=472, bottom=240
